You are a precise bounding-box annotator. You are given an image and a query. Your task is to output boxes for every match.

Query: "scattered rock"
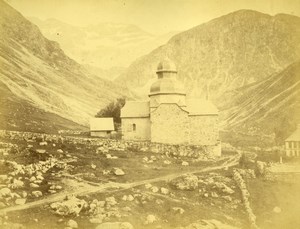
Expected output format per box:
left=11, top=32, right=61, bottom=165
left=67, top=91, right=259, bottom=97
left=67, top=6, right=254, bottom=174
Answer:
left=160, top=188, right=169, bottom=195
left=50, top=196, right=87, bottom=216
left=211, top=192, right=219, bottom=198
left=273, top=206, right=281, bottom=213
left=95, top=222, right=133, bottom=229
left=145, top=183, right=152, bottom=189
left=182, top=161, right=189, bottom=166
left=15, top=198, right=26, bottom=205
left=151, top=186, right=159, bottom=193
left=91, top=164, right=96, bottom=169
left=127, top=195, right=134, bottom=201
left=89, top=218, right=103, bottom=224
left=30, top=183, right=39, bottom=188
left=39, top=141, right=48, bottom=146
left=36, top=149, right=46, bottom=154
left=0, top=188, right=11, bottom=196
left=66, top=219, right=78, bottom=228
left=145, top=214, right=157, bottom=224
left=57, top=149, right=64, bottom=153
left=32, top=191, right=43, bottom=198
left=113, top=168, right=125, bottom=176
left=170, top=174, right=198, bottom=190
left=163, top=160, right=171, bottom=165
left=172, top=207, right=185, bottom=214
left=105, top=196, right=117, bottom=206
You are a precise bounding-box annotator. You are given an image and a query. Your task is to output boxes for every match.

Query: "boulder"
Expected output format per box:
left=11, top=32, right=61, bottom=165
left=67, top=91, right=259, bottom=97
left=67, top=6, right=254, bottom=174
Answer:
left=113, top=168, right=125, bottom=176
left=105, top=196, right=117, bottom=206
left=15, top=198, right=26, bottom=205
left=273, top=206, right=281, bottom=213
left=32, top=191, right=43, bottom=198
left=172, top=207, right=185, bottom=214
left=50, top=196, right=87, bottom=216
left=145, top=214, right=156, bottom=224
left=160, top=188, right=169, bottom=195
left=30, top=183, right=39, bottom=188
left=0, top=188, right=11, bottom=197
left=151, top=186, right=159, bottom=193
left=170, top=174, right=198, bottom=190
left=66, top=219, right=78, bottom=228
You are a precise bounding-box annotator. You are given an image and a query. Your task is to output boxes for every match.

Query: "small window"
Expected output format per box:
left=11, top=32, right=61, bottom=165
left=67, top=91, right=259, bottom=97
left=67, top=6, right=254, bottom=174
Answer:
left=133, top=123, right=136, bottom=131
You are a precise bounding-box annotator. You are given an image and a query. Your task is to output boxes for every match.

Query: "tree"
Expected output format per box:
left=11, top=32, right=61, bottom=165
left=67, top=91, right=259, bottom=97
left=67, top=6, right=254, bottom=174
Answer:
left=95, top=98, right=125, bottom=124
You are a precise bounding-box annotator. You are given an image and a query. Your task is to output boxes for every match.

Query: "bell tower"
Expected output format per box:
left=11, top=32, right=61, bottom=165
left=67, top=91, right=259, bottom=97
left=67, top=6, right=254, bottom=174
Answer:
left=149, top=58, right=187, bottom=112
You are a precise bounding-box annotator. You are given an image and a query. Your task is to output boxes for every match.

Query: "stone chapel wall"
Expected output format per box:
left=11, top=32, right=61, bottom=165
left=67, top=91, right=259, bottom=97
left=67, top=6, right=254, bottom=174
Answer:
left=151, top=104, right=189, bottom=144
left=189, top=115, right=219, bottom=146
left=121, top=117, right=151, bottom=141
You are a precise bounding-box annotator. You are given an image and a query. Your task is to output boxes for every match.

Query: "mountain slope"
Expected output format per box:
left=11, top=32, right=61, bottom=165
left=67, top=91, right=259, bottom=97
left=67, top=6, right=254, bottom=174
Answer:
left=0, top=0, right=129, bottom=130
left=29, top=17, right=178, bottom=70
left=116, top=10, right=300, bottom=100
left=220, top=61, right=300, bottom=143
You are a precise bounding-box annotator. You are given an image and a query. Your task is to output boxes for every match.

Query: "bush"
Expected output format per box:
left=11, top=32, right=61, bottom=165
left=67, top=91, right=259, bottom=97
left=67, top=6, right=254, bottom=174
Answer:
left=95, top=98, right=125, bottom=125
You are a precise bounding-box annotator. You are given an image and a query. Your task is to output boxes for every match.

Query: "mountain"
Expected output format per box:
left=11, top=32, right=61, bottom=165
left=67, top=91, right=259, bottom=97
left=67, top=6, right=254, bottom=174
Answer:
left=116, top=10, right=300, bottom=100
left=220, top=61, right=300, bottom=144
left=83, top=65, right=126, bottom=81
left=0, top=0, right=129, bottom=131
left=28, top=17, right=178, bottom=71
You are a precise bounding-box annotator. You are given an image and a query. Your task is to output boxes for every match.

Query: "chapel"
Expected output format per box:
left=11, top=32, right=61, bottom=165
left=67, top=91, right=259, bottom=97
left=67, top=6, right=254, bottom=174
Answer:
left=120, top=58, right=220, bottom=155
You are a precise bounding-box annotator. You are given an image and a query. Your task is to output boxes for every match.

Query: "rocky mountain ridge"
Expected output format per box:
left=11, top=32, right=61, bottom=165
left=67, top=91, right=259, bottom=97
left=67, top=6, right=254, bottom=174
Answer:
left=29, top=17, right=178, bottom=71
left=0, top=0, right=129, bottom=130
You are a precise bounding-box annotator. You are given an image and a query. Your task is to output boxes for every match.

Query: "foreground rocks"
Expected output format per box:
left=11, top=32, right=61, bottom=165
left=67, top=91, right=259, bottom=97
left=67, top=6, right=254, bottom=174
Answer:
left=50, top=196, right=87, bottom=216
left=95, top=222, right=133, bottom=229
left=170, top=174, right=199, bottom=190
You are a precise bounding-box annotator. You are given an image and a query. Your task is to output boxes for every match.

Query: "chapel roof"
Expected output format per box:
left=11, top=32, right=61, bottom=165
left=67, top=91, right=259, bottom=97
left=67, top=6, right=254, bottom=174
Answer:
left=285, top=125, right=300, bottom=141
left=187, top=98, right=218, bottom=115
left=120, top=101, right=150, bottom=118
left=149, top=78, right=186, bottom=95
left=89, top=117, right=114, bottom=131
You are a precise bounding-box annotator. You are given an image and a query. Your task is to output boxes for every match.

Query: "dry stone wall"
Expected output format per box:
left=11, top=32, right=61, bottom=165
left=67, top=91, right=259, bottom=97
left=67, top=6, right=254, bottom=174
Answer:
left=0, top=130, right=220, bottom=158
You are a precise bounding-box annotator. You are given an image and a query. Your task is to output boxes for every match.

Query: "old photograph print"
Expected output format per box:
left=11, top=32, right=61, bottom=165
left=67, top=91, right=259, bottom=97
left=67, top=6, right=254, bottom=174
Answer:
left=0, top=0, right=300, bottom=229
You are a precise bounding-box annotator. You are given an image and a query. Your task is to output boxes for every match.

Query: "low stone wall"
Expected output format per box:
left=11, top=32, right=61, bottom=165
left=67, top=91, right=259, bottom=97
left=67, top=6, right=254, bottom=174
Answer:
left=233, top=169, right=259, bottom=229
left=0, top=130, right=221, bottom=158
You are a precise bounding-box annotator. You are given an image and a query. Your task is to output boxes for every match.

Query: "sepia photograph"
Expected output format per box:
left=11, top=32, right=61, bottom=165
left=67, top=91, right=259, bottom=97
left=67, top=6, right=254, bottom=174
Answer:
left=0, top=0, right=299, bottom=228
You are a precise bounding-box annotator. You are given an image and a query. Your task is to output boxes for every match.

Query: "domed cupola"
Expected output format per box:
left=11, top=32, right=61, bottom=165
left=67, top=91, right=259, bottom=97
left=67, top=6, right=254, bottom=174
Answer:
left=149, top=58, right=186, bottom=109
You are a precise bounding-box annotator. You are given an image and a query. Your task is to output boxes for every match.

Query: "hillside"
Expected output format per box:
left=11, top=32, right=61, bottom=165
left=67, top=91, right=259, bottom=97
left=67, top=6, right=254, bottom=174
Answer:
left=117, top=10, right=300, bottom=100
left=29, top=17, right=178, bottom=71
left=0, top=0, right=129, bottom=131
left=220, top=61, right=300, bottom=144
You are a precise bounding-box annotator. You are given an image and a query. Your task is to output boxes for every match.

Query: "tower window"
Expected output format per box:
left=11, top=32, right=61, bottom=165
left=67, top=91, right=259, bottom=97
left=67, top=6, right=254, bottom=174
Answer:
left=133, top=123, right=136, bottom=131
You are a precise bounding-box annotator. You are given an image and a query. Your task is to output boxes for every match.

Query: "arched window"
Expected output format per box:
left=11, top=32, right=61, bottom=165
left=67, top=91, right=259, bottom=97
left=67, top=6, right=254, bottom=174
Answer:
left=133, top=123, right=136, bottom=131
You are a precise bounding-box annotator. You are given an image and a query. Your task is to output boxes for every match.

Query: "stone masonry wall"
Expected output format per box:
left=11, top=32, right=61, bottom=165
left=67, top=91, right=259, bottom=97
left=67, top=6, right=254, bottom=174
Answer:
left=150, top=104, right=189, bottom=145
left=189, top=115, right=219, bottom=146
left=121, top=117, right=151, bottom=141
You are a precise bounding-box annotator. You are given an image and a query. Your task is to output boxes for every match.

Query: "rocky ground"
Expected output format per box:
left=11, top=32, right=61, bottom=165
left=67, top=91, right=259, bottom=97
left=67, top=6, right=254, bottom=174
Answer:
left=0, top=131, right=298, bottom=229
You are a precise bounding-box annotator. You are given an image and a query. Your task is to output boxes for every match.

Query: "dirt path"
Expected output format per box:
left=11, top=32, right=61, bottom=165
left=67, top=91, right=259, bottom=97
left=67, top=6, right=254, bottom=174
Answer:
left=0, top=154, right=240, bottom=214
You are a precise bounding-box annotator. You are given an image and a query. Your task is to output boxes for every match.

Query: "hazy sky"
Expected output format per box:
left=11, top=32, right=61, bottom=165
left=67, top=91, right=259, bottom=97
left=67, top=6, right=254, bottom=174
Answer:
left=5, top=0, right=300, bottom=34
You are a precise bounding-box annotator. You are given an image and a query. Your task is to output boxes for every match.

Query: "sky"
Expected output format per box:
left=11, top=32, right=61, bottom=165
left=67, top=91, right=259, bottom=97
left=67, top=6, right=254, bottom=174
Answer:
left=5, top=0, right=300, bottom=34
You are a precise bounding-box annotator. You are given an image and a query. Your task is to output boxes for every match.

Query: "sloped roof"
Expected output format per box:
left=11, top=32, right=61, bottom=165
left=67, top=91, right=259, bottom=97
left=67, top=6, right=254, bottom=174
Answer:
left=285, top=126, right=300, bottom=141
left=121, top=101, right=150, bottom=118
left=90, top=118, right=114, bottom=131
left=187, top=99, right=218, bottom=115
